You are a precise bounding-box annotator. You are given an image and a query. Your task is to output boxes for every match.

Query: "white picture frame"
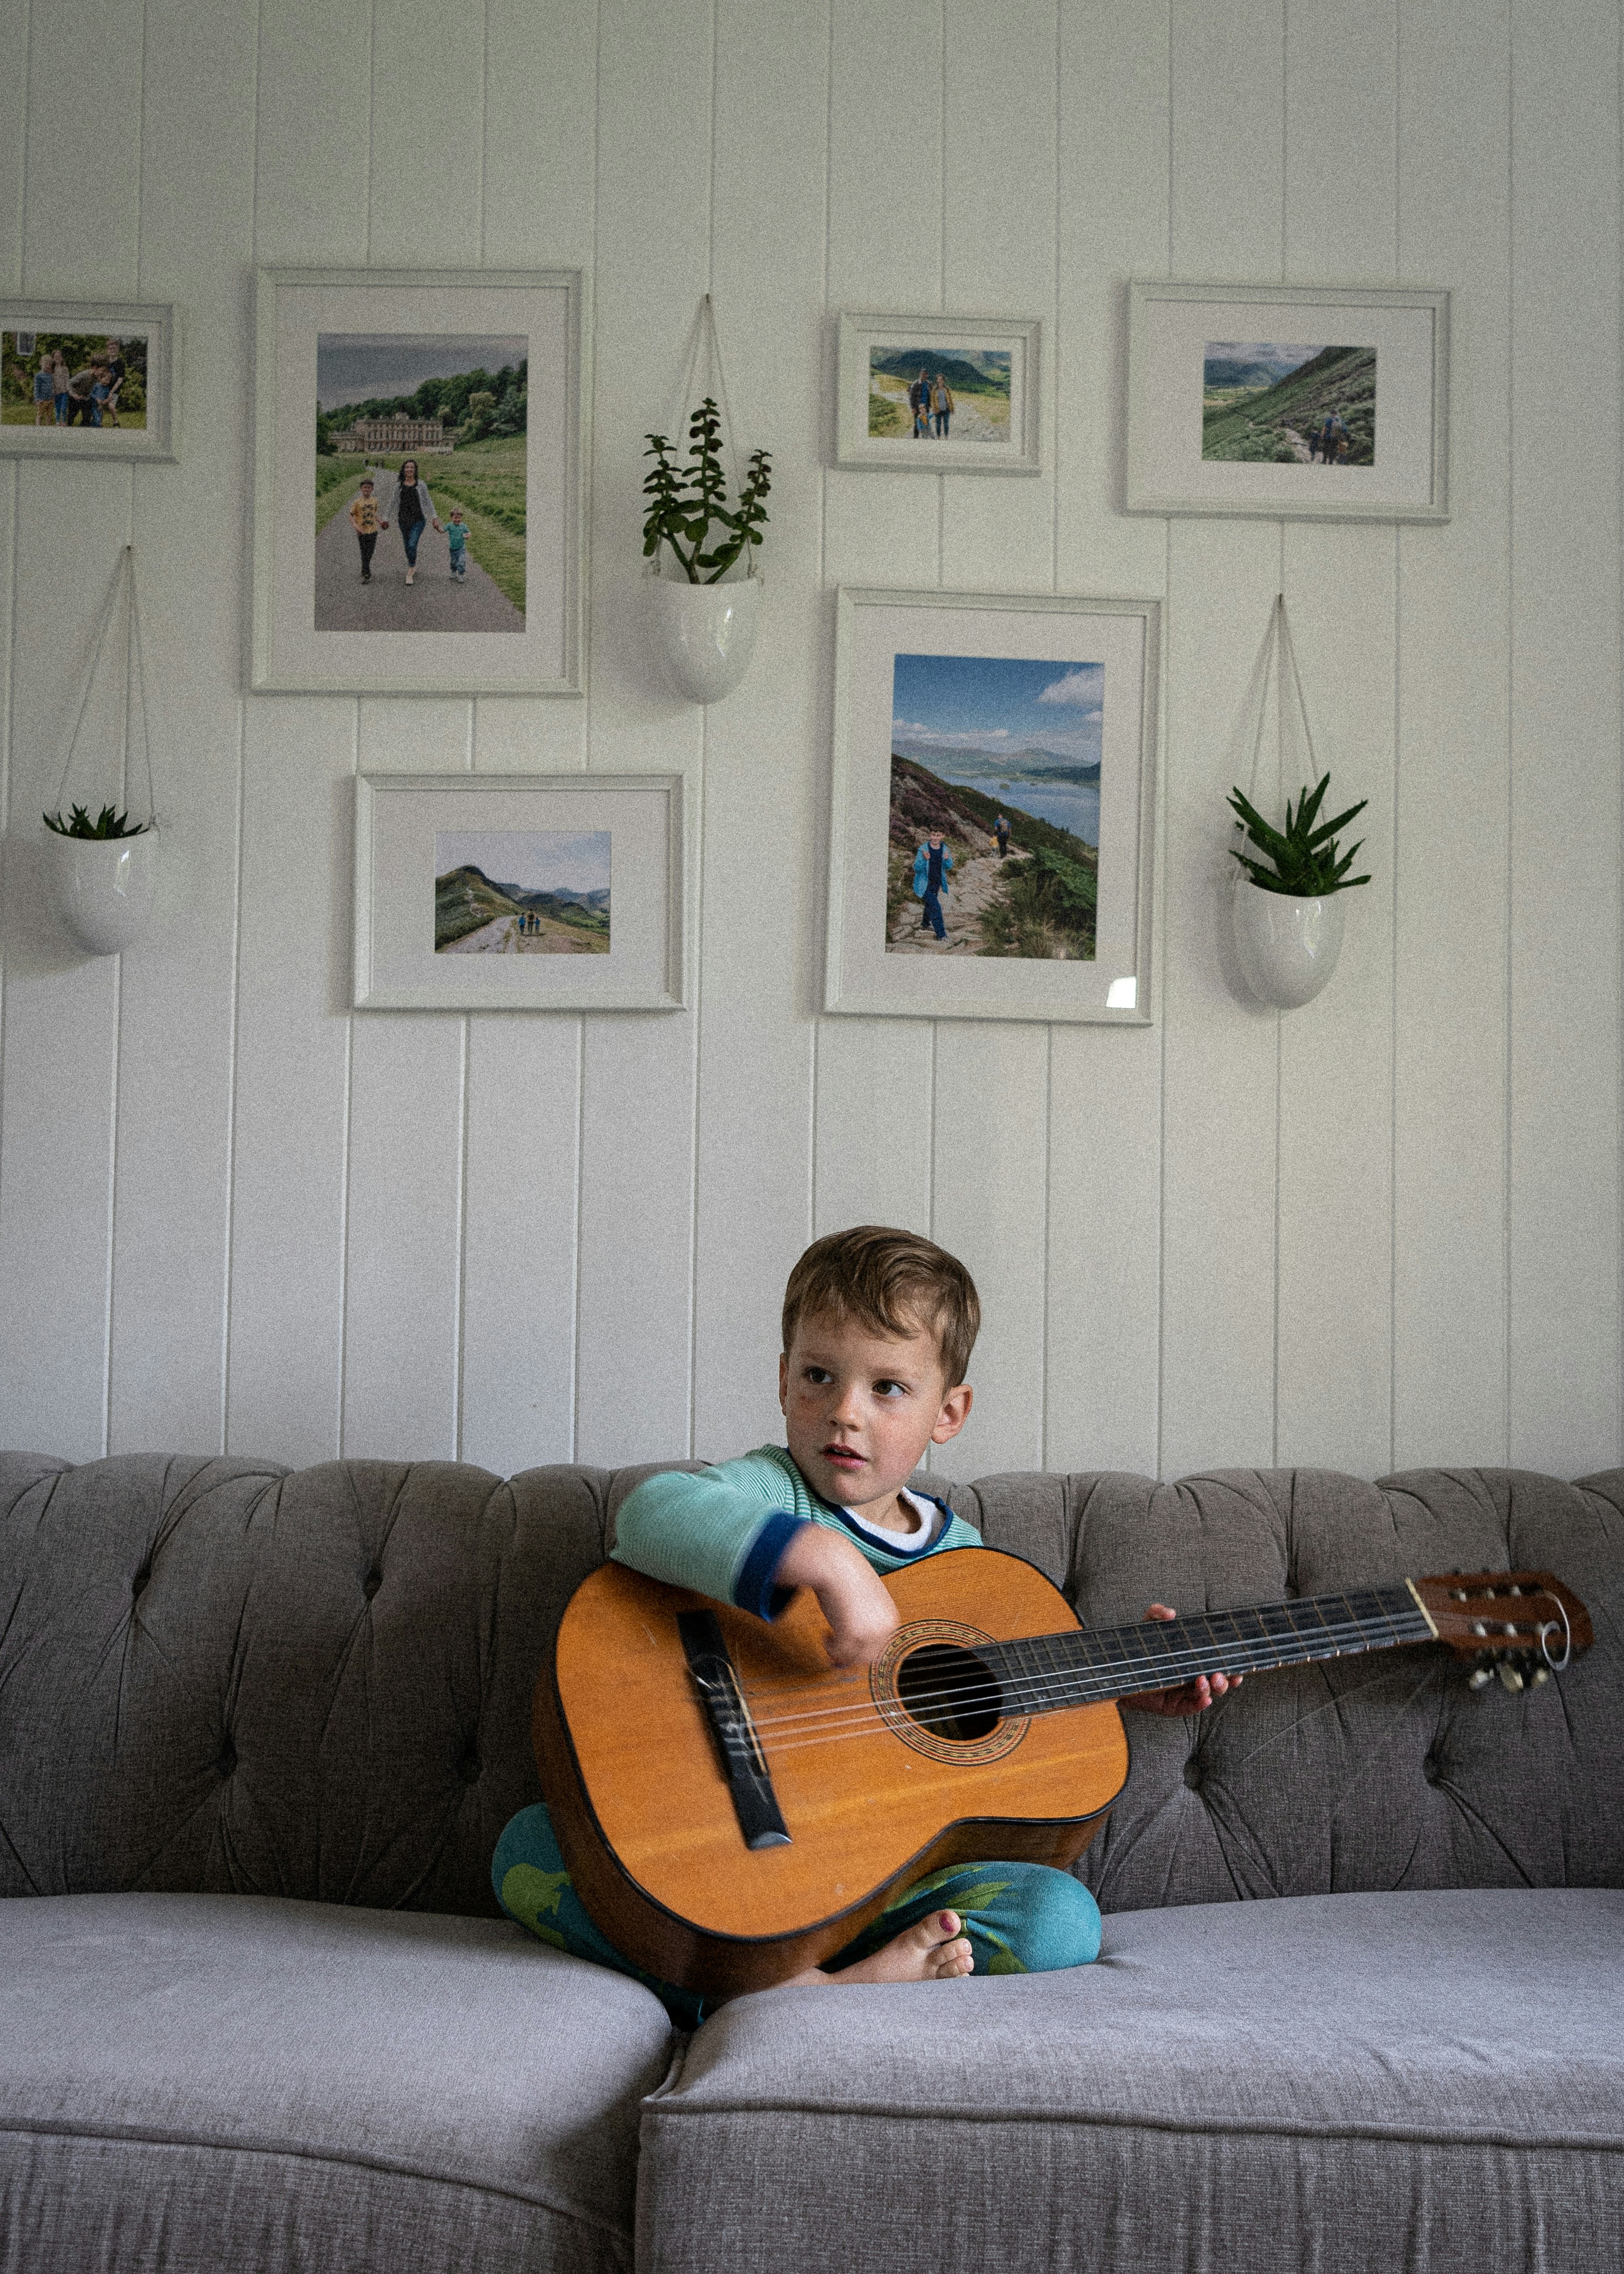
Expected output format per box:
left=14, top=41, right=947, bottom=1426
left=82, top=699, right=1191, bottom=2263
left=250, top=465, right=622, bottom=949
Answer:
left=1126, top=281, right=1449, bottom=522
left=824, top=588, right=1158, bottom=1026
left=354, top=771, right=689, bottom=1012
left=835, top=312, right=1042, bottom=475
left=0, top=299, right=179, bottom=462
left=252, top=267, right=590, bottom=695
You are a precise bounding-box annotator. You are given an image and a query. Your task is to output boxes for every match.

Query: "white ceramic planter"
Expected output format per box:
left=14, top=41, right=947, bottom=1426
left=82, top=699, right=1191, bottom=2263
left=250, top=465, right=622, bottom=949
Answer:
left=645, top=564, right=762, bottom=703
left=1231, top=880, right=1345, bottom=1009
left=47, top=830, right=160, bottom=956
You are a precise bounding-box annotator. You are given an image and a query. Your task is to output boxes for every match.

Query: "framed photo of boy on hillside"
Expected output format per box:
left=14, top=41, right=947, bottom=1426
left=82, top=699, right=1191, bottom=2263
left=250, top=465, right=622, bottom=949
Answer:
left=251, top=267, right=589, bottom=694
left=835, top=312, right=1042, bottom=474
left=1125, top=282, right=1449, bottom=522
left=824, top=589, right=1159, bottom=1026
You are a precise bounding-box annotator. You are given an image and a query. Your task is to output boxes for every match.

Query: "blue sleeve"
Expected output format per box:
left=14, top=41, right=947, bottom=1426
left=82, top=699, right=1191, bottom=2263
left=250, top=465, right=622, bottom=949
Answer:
left=610, top=1449, right=815, bottom=1617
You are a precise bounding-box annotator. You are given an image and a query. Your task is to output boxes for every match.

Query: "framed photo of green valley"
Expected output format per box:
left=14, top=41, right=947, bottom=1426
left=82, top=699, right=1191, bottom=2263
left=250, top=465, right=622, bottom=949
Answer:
left=1125, top=282, right=1449, bottom=523
left=354, top=772, right=689, bottom=1012
left=823, top=589, right=1159, bottom=1026
left=252, top=267, right=589, bottom=695
left=835, top=312, right=1043, bottom=475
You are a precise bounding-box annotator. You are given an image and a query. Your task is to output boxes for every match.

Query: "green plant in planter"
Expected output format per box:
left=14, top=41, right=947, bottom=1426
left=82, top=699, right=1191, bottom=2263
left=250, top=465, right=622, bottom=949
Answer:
left=43, top=802, right=150, bottom=839
left=642, top=399, right=771, bottom=585
left=1226, top=774, right=1370, bottom=897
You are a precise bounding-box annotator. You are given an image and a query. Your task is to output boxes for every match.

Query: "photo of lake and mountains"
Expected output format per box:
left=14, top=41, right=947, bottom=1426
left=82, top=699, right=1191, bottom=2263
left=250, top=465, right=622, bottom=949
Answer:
left=886, top=653, right=1101, bottom=961
left=435, top=831, right=610, bottom=956
left=1201, top=340, right=1377, bottom=466
left=868, top=347, right=1012, bottom=444
left=315, top=332, right=528, bottom=633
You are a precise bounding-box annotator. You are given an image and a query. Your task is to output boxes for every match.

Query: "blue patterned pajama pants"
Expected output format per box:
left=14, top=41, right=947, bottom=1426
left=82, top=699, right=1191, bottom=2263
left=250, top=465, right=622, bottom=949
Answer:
left=493, top=1802, right=1101, bottom=2029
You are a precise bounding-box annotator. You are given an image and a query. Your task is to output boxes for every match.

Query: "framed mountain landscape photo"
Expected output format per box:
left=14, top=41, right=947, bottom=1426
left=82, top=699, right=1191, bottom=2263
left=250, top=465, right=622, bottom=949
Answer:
left=353, top=772, right=689, bottom=1011
left=252, top=267, right=589, bottom=694
left=835, top=312, right=1042, bottom=474
left=824, top=589, right=1158, bottom=1025
left=1125, top=282, right=1449, bottom=522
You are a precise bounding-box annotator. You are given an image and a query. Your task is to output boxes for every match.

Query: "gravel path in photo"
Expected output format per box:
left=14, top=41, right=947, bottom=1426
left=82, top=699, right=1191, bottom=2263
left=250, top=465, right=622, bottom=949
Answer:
left=887, top=850, right=1008, bottom=956
left=315, top=507, right=523, bottom=634
left=442, top=912, right=604, bottom=955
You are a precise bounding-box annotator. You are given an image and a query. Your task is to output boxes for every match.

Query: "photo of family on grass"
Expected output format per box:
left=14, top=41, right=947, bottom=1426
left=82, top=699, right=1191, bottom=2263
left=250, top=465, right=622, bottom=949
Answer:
left=434, top=830, right=610, bottom=957
left=868, top=346, right=1012, bottom=445
left=885, top=652, right=1101, bottom=961
left=1201, top=340, right=1377, bottom=466
left=1, top=330, right=147, bottom=429
left=314, top=332, right=528, bottom=634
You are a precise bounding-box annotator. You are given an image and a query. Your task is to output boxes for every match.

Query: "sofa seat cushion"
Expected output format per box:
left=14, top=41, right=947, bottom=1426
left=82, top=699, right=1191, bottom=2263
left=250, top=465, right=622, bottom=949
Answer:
left=0, top=1892, right=673, bottom=2274
left=637, top=1888, right=1624, bottom=2274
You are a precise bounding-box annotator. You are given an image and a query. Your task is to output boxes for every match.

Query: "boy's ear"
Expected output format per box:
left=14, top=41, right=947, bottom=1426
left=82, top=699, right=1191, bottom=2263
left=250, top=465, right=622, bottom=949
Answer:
left=778, top=1350, right=788, bottom=1413
left=930, top=1382, right=973, bottom=1444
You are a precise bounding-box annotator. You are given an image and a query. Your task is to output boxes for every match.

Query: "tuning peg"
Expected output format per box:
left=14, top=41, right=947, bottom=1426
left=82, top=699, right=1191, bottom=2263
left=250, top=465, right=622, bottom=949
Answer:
left=1467, top=1664, right=1494, bottom=1690
left=1497, top=1661, right=1525, bottom=1694
left=1531, top=1666, right=1551, bottom=1686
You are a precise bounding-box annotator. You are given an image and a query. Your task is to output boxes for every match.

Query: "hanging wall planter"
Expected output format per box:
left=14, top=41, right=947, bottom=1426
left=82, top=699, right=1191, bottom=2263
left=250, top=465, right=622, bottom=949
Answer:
left=642, top=297, right=771, bottom=705
left=1224, top=596, right=1370, bottom=1011
left=42, top=546, right=161, bottom=957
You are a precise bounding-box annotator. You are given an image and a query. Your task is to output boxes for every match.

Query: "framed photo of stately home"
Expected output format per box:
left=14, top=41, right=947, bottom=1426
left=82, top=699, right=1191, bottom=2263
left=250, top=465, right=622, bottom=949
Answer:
left=1125, top=282, right=1449, bottom=522
left=824, top=588, right=1158, bottom=1025
left=252, top=267, right=590, bottom=695
left=354, top=771, right=689, bottom=1012
left=0, top=299, right=179, bottom=461
left=835, top=313, right=1043, bottom=475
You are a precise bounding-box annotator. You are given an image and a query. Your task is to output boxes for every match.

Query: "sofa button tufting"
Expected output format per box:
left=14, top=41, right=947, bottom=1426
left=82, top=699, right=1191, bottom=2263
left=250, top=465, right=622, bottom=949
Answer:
left=1183, top=1759, right=1203, bottom=1790
left=132, top=1564, right=151, bottom=1598
left=1424, top=1753, right=1443, bottom=1785
left=459, top=1750, right=483, bottom=1785
left=217, top=1738, right=237, bottom=1779
left=363, top=1569, right=383, bottom=1600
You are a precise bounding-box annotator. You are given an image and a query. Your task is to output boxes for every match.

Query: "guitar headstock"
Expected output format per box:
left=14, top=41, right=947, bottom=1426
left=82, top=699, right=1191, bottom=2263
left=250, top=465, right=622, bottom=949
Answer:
left=1412, top=1571, right=1593, bottom=1692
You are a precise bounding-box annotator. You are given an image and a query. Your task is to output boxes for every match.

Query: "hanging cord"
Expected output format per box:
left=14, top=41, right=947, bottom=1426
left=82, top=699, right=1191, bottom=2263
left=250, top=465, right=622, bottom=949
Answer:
left=51, top=546, right=157, bottom=828
left=666, top=293, right=745, bottom=521
left=1235, top=592, right=1320, bottom=854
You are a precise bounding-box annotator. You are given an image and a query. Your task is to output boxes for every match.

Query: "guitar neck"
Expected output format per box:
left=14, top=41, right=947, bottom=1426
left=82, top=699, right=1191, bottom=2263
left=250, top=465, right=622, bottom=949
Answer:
left=984, top=1583, right=1435, bottom=1714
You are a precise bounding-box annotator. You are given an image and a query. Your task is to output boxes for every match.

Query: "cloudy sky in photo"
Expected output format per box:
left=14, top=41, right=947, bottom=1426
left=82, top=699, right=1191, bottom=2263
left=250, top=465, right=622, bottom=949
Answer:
left=435, top=830, right=611, bottom=894
left=318, top=333, right=528, bottom=409
left=891, top=652, right=1104, bottom=762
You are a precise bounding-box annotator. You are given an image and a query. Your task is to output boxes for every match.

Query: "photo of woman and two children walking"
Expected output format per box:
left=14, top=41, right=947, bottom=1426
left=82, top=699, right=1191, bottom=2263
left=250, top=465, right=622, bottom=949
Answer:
left=1, top=331, right=147, bottom=430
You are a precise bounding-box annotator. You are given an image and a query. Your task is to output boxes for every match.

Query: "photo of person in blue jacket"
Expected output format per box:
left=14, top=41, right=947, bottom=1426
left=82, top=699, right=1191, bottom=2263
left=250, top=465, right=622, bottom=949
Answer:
left=912, top=830, right=953, bottom=941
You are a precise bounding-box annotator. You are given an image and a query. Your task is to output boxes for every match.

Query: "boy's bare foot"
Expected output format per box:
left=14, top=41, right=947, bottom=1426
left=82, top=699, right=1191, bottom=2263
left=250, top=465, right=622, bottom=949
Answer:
left=778, top=1910, right=974, bottom=1990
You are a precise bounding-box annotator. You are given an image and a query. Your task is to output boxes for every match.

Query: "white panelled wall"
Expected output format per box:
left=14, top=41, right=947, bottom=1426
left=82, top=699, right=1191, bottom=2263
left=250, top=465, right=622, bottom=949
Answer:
left=1, top=0, right=1619, bottom=1486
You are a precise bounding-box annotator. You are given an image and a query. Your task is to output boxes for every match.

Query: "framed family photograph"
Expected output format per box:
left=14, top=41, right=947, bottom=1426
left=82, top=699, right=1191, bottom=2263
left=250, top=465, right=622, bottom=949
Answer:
left=354, top=772, right=688, bottom=1012
left=824, top=588, right=1158, bottom=1026
left=1125, top=282, right=1449, bottom=522
left=835, top=312, right=1042, bottom=475
left=0, top=299, right=178, bottom=462
left=252, top=267, right=589, bottom=695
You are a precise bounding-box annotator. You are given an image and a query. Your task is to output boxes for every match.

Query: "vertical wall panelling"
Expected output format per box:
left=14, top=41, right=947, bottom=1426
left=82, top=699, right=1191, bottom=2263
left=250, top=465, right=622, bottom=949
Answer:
left=1506, top=0, right=1622, bottom=1473
left=573, top=0, right=711, bottom=1465
left=689, top=0, right=826, bottom=1458
left=1391, top=1, right=1513, bottom=1467
left=1157, top=0, right=1287, bottom=1479
left=1270, top=0, right=1400, bottom=1474
left=107, top=0, right=260, bottom=1454
left=2, top=0, right=1622, bottom=1494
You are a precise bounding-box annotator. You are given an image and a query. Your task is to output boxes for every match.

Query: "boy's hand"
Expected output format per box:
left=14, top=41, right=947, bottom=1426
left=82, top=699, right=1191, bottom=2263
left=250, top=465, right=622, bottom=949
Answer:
left=774, top=1525, right=900, bottom=1668
left=1122, top=1604, right=1241, bottom=1716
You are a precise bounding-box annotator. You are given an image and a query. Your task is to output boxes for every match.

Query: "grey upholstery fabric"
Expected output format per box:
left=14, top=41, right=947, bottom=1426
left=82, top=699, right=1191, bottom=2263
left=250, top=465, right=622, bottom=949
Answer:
left=0, top=1892, right=672, bottom=2273
left=638, top=1888, right=1624, bottom=2274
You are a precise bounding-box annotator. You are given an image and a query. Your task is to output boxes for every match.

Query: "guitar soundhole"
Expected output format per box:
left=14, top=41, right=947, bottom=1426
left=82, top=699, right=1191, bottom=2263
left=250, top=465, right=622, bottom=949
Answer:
left=895, top=1643, right=1003, bottom=1743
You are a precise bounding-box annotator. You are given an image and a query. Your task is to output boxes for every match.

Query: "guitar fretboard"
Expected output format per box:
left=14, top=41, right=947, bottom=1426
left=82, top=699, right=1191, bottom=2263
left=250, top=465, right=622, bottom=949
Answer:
left=982, top=1584, right=1435, bottom=1716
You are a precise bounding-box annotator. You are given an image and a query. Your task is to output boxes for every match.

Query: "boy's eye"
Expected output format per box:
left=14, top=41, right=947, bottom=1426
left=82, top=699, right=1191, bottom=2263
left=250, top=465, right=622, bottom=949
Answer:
left=803, top=1366, right=833, bottom=1385
left=873, top=1379, right=908, bottom=1398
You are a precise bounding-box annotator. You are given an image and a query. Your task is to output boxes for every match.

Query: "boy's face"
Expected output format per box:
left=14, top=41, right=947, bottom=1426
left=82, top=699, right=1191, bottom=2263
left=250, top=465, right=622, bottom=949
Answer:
left=779, top=1308, right=971, bottom=1522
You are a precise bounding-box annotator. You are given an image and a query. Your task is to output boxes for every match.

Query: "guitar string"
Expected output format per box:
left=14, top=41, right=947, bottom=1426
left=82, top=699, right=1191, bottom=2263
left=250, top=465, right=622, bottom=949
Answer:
left=737, top=1608, right=1442, bottom=1740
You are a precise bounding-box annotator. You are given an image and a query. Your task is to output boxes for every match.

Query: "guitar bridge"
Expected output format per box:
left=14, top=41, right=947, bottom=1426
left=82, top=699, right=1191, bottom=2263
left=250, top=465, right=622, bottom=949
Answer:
left=677, top=1609, right=792, bottom=1851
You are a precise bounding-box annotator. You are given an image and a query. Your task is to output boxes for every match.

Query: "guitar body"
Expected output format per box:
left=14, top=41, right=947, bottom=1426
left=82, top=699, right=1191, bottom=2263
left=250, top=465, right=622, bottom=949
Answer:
left=534, top=1547, right=1128, bottom=1996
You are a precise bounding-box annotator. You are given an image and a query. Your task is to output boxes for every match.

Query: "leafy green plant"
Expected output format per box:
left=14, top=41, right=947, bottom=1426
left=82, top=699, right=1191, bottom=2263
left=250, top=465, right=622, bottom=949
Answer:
left=43, top=802, right=150, bottom=840
left=642, top=399, right=771, bottom=584
left=1226, top=774, right=1370, bottom=897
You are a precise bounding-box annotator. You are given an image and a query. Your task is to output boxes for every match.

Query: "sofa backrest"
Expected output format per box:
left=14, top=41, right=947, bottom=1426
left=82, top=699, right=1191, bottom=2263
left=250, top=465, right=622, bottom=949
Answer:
left=2, top=1453, right=1619, bottom=1919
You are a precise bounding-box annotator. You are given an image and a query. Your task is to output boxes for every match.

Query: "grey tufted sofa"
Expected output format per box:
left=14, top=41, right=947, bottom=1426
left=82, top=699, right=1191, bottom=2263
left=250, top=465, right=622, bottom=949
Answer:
left=2, top=1451, right=1621, bottom=2274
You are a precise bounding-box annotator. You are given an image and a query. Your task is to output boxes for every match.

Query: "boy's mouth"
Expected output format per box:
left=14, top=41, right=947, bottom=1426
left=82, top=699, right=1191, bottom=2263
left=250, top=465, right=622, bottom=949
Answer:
left=821, top=1443, right=865, bottom=1471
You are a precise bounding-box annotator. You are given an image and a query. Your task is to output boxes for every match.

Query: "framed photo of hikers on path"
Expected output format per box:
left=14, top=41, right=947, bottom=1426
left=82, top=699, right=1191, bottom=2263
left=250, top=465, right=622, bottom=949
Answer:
left=251, top=267, right=589, bottom=695
left=823, top=588, right=1158, bottom=1026
left=1126, top=282, right=1449, bottom=522
left=835, top=312, right=1043, bottom=475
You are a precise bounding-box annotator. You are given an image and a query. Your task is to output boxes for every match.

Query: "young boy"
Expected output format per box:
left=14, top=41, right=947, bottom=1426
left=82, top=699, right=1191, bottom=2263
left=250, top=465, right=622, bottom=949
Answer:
left=494, top=1226, right=1233, bottom=2023
left=348, top=477, right=381, bottom=582
left=445, top=506, right=469, bottom=581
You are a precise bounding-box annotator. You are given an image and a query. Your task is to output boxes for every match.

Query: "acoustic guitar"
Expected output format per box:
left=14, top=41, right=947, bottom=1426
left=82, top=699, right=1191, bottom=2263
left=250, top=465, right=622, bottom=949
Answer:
left=532, top=1546, right=1591, bottom=1996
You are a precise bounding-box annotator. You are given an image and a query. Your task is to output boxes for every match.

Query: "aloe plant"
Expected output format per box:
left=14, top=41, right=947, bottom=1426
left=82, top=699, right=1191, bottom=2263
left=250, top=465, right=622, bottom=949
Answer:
left=1226, top=774, right=1370, bottom=897
left=642, top=399, right=771, bottom=584
left=44, top=802, right=150, bottom=840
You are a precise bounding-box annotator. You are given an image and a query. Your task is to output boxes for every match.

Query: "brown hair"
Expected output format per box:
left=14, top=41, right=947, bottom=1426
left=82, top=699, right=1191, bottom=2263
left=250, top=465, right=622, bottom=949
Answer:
left=781, top=1225, right=980, bottom=1388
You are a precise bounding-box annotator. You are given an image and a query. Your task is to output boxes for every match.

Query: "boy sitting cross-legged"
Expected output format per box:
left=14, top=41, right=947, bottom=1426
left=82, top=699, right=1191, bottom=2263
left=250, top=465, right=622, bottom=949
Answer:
left=494, top=1226, right=1237, bottom=2023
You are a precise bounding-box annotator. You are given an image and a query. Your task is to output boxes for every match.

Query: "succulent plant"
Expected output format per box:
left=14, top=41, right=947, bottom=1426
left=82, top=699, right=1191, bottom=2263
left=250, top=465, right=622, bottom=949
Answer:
left=642, top=399, right=771, bottom=585
left=43, top=802, right=150, bottom=840
left=1226, top=774, right=1370, bottom=897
